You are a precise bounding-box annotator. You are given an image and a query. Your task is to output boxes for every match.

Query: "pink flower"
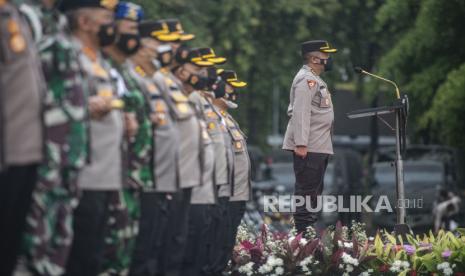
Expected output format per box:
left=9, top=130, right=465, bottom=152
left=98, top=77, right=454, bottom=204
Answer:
left=403, top=244, right=416, bottom=255
left=441, top=249, right=452, bottom=259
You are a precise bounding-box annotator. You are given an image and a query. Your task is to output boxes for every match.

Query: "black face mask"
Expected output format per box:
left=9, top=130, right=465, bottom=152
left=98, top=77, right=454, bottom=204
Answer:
left=174, top=44, right=190, bottom=64
left=98, top=22, right=117, bottom=47
left=116, top=33, right=141, bottom=56
left=212, top=80, right=226, bottom=98
left=156, top=45, right=173, bottom=67
left=206, top=67, right=218, bottom=87
left=226, top=91, right=238, bottom=102
left=187, top=73, right=209, bottom=90
left=319, top=56, right=333, bottom=72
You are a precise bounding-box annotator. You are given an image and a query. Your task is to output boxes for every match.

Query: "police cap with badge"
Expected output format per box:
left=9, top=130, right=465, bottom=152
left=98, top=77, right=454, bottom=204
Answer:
left=301, top=40, right=337, bottom=56
left=58, top=0, right=119, bottom=12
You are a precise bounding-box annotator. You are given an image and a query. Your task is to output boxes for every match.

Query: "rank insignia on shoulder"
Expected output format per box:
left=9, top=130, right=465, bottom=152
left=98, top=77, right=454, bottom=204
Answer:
left=146, top=83, right=157, bottom=93
left=98, top=89, right=113, bottom=98
left=176, top=102, right=190, bottom=114
left=10, top=33, right=26, bottom=53
left=307, top=80, right=316, bottom=88
left=207, top=111, right=217, bottom=119
left=202, top=130, right=209, bottom=140
left=92, top=63, right=109, bottom=78
left=7, top=19, right=20, bottom=34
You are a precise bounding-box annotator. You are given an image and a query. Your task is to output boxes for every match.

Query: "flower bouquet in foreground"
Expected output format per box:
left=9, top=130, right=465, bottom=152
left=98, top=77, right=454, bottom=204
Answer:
left=228, top=221, right=465, bottom=276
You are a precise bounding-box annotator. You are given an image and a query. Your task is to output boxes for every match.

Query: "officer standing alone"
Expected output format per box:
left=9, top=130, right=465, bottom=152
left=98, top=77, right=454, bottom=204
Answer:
left=282, top=40, right=337, bottom=234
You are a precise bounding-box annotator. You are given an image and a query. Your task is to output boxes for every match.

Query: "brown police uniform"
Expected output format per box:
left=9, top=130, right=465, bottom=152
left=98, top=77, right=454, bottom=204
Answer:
left=0, top=2, right=44, bottom=275
left=282, top=40, right=336, bottom=234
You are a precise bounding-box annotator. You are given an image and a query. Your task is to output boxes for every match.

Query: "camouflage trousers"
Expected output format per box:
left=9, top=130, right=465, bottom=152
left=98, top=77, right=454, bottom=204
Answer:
left=100, top=189, right=140, bottom=276
left=21, top=165, right=80, bottom=276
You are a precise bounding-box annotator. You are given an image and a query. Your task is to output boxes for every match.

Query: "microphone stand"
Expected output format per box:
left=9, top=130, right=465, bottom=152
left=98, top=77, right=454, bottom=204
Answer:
left=351, top=68, right=411, bottom=239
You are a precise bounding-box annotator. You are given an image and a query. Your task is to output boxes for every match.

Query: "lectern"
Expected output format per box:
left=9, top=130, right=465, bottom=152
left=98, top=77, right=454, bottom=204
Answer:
left=348, top=93, right=410, bottom=237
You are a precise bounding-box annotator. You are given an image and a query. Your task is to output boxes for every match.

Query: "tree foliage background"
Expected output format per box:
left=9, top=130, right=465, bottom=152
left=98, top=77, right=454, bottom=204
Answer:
left=135, top=0, right=465, bottom=150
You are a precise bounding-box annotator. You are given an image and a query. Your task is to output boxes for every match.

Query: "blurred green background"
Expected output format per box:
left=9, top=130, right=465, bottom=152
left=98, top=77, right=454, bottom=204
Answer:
left=135, top=0, right=465, bottom=150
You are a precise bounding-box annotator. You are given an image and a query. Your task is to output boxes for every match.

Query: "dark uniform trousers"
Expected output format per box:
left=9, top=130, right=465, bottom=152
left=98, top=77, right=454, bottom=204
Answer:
left=206, top=199, right=246, bottom=276
left=0, top=165, right=38, bottom=276
left=159, top=188, right=191, bottom=276
left=293, top=152, right=329, bottom=234
left=129, top=188, right=191, bottom=276
left=65, top=191, right=116, bottom=276
left=129, top=192, right=170, bottom=276
left=181, top=204, right=214, bottom=276
left=205, top=197, right=230, bottom=275
left=225, top=201, right=246, bottom=265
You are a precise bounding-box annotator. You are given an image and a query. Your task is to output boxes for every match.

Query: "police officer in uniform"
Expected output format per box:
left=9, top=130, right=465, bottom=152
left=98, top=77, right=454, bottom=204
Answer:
left=128, top=19, right=181, bottom=276
left=57, top=1, right=137, bottom=275
left=212, top=70, right=251, bottom=274
left=150, top=19, right=204, bottom=276
left=0, top=1, right=44, bottom=274
left=282, top=40, right=336, bottom=234
left=181, top=47, right=228, bottom=276
left=100, top=2, right=147, bottom=274
left=18, top=0, right=91, bottom=274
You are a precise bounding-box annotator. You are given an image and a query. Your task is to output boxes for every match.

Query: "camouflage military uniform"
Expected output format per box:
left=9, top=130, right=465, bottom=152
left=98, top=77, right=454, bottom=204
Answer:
left=100, top=60, right=153, bottom=276
left=19, top=7, right=90, bottom=276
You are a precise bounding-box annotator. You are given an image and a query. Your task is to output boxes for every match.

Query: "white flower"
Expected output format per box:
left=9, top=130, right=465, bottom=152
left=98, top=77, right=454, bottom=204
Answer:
left=444, top=268, right=454, bottom=276
left=339, top=264, right=344, bottom=269
left=346, top=264, right=354, bottom=272
left=275, top=267, right=284, bottom=275
left=368, top=269, right=373, bottom=273
left=238, top=262, right=254, bottom=276
left=437, top=262, right=454, bottom=276
left=338, top=240, right=343, bottom=247
left=258, top=264, right=272, bottom=274
left=300, top=238, right=308, bottom=246
left=359, top=272, right=370, bottom=276
left=342, top=273, right=349, bottom=276
left=368, top=236, right=374, bottom=241
left=344, top=242, right=353, bottom=248
left=341, top=252, right=359, bottom=266
left=402, top=261, right=410, bottom=268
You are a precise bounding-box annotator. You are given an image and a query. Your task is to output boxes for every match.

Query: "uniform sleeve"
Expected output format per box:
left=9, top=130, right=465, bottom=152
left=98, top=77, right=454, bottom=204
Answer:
left=292, top=77, right=317, bottom=146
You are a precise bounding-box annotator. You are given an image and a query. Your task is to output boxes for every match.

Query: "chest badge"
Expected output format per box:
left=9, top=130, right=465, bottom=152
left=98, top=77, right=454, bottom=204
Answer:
left=320, top=96, right=331, bottom=108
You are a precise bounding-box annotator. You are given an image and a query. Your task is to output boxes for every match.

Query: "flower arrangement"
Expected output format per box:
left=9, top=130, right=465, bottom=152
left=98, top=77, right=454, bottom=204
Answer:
left=229, top=222, right=465, bottom=275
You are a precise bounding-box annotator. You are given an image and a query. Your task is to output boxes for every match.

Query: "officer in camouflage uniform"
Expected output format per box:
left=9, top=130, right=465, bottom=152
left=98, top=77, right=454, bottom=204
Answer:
left=17, top=1, right=90, bottom=275
left=128, top=20, right=182, bottom=276
left=99, top=2, right=149, bottom=275
left=211, top=70, right=251, bottom=274
left=0, top=1, right=44, bottom=275
left=56, top=1, right=137, bottom=275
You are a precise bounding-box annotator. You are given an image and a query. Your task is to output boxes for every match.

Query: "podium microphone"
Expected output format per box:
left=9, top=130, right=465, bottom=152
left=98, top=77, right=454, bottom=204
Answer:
left=354, top=67, right=400, bottom=99
left=353, top=66, right=410, bottom=237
